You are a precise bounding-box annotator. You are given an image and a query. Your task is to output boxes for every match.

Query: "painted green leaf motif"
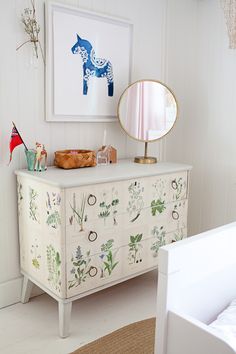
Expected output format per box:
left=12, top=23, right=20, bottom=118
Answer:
left=99, top=210, right=110, bottom=219
left=104, top=261, right=111, bottom=272
left=68, top=246, right=92, bottom=289
left=150, top=226, right=166, bottom=257
left=151, top=199, right=166, bottom=216
left=56, top=252, right=61, bottom=266
left=112, top=199, right=119, bottom=206
left=130, top=235, right=135, bottom=243
left=29, top=187, right=39, bottom=222
left=99, top=202, right=111, bottom=210
left=98, top=197, right=111, bottom=222
left=100, top=239, right=118, bottom=277
left=46, top=245, right=61, bottom=292
left=46, top=210, right=61, bottom=229
left=112, top=261, right=119, bottom=270
left=69, top=193, right=87, bottom=232
left=136, top=234, right=142, bottom=242
left=127, top=182, right=144, bottom=222
left=17, top=182, right=23, bottom=202
left=31, top=241, right=41, bottom=270
left=101, top=239, right=114, bottom=252
left=32, top=258, right=40, bottom=269
left=128, top=234, right=143, bottom=264
left=174, top=228, right=185, bottom=241
left=73, top=261, right=80, bottom=267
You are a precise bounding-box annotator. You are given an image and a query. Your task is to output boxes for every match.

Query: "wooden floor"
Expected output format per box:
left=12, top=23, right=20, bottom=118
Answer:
left=0, top=271, right=157, bottom=354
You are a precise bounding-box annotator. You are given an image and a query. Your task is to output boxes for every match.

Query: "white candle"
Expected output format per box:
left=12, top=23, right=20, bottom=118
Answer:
left=103, top=129, right=107, bottom=147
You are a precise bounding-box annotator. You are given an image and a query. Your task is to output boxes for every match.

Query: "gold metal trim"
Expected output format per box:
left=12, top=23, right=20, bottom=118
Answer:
left=134, top=156, right=157, bottom=164
left=117, top=79, right=178, bottom=143
left=133, top=142, right=157, bottom=164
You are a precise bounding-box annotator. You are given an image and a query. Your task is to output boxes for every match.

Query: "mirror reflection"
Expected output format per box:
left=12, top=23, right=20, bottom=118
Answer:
left=118, top=80, right=177, bottom=142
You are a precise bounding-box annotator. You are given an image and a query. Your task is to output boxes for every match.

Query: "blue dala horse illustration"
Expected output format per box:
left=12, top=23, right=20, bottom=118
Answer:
left=71, top=34, right=114, bottom=97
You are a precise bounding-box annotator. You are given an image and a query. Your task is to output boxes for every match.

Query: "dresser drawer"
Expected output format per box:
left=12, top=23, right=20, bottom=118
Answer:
left=66, top=215, right=149, bottom=258
left=66, top=222, right=149, bottom=258
left=66, top=225, right=188, bottom=297
left=65, top=171, right=188, bottom=229
left=123, top=171, right=188, bottom=222
left=66, top=199, right=188, bottom=256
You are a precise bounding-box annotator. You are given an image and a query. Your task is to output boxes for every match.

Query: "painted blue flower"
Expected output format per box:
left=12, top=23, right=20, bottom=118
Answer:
left=75, top=246, right=82, bottom=260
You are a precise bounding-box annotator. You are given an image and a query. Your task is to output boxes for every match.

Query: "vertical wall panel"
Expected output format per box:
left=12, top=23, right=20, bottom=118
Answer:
left=165, top=0, right=236, bottom=235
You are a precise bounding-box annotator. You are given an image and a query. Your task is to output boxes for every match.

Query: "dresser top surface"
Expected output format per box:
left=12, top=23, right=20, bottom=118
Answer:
left=15, top=159, right=192, bottom=188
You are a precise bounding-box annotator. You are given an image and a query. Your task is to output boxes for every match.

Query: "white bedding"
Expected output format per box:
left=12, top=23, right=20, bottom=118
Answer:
left=209, top=299, right=236, bottom=350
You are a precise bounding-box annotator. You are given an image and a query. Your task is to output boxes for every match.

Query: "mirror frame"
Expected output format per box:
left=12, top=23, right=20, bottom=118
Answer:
left=117, top=79, right=179, bottom=143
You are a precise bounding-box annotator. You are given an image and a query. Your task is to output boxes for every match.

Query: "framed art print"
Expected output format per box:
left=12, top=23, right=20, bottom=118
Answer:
left=45, top=2, right=133, bottom=122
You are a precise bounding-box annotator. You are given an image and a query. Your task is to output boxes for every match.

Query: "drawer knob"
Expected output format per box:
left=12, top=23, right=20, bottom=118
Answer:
left=172, top=210, right=179, bottom=220
left=88, top=231, right=98, bottom=242
left=87, top=194, right=97, bottom=206
left=88, top=266, right=98, bottom=277
left=171, top=180, right=178, bottom=190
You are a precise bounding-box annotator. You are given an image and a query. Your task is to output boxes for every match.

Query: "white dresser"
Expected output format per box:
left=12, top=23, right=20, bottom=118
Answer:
left=15, top=159, right=192, bottom=337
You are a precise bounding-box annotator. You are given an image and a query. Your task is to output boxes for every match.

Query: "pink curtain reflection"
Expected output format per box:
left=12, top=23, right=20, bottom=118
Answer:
left=125, top=82, right=167, bottom=140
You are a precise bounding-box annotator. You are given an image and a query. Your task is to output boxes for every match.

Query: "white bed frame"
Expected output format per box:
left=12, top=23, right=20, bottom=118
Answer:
left=155, top=222, right=236, bottom=354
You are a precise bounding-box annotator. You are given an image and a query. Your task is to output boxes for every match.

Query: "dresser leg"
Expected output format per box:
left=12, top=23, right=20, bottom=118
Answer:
left=21, top=275, right=34, bottom=304
left=58, top=301, right=72, bottom=338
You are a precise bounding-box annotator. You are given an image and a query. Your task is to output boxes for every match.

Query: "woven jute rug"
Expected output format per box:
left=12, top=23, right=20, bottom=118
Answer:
left=71, top=317, right=156, bottom=354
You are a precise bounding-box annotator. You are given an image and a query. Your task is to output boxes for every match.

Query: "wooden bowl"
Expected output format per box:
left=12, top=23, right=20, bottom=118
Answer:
left=54, top=150, right=96, bottom=169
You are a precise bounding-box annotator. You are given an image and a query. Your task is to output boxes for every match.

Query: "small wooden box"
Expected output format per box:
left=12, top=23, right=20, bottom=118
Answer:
left=54, top=150, right=96, bottom=169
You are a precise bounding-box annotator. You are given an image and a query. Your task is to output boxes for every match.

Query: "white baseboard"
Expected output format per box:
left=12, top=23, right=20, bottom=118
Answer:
left=0, top=276, right=44, bottom=309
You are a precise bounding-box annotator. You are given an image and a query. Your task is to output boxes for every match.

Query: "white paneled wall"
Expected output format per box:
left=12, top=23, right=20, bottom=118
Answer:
left=0, top=0, right=164, bottom=308
left=165, top=0, right=236, bottom=235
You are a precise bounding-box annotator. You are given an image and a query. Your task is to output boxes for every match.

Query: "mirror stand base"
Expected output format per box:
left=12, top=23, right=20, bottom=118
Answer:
left=134, top=156, right=157, bottom=164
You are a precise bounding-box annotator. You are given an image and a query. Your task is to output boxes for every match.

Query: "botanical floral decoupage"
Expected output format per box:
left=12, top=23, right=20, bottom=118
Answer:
left=46, top=244, right=62, bottom=292
left=126, top=180, right=145, bottom=224
left=67, top=239, right=121, bottom=295
left=68, top=245, right=92, bottom=290
left=149, top=176, right=168, bottom=219
left=150, top=226, right=166, bottom=258
left=45, top=190, right=62, bottom=231
left=29, top=186, right=40, bottom=224
left=170, top=172, right=187, bottom=201
left=67, top=183, right=123, bottom=235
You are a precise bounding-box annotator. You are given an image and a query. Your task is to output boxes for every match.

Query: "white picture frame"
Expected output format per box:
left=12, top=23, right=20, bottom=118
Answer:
left=45, top=2, right=133, bottom=122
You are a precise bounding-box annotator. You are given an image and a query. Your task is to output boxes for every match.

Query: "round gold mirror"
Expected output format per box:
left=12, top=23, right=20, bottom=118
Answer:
left=117, top=80, right=178, bottom=163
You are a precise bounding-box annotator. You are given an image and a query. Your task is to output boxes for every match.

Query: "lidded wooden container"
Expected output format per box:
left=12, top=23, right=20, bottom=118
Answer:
left=54, top=150, right=96, bottom=169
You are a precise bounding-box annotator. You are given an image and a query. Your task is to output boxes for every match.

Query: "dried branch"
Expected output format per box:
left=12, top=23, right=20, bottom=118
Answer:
left=16, top=0, right=45, bottom=64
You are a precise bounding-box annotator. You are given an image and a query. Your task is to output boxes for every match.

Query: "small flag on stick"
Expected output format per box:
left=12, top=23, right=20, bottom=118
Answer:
left=9, top=122, right=28, bottom=163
